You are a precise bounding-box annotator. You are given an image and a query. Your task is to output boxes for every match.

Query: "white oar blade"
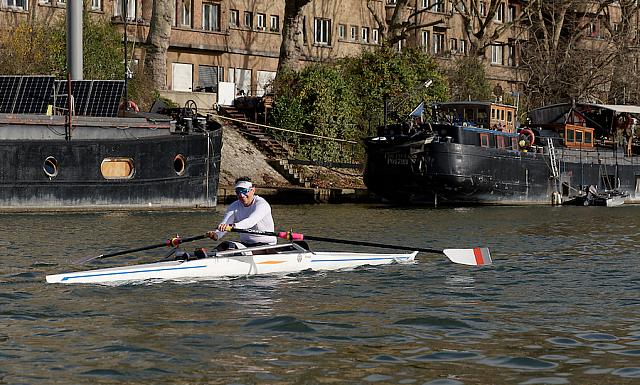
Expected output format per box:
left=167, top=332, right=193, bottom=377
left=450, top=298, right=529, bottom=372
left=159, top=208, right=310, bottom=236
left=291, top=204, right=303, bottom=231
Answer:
left=443, top=248, right=492, bottom=266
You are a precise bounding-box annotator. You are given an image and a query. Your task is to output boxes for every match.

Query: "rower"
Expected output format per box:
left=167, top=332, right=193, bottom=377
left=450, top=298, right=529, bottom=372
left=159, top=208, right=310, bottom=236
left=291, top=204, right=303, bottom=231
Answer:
left=206, top=176, right=277, bottom=255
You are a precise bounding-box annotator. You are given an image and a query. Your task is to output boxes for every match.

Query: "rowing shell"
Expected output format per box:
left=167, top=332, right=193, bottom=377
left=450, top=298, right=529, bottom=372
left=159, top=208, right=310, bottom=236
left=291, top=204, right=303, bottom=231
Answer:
left=46, top=243, right=418, bottom=284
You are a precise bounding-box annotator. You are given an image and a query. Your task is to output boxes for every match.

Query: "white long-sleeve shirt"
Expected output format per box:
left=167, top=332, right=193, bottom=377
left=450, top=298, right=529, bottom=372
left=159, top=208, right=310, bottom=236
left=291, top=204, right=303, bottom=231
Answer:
left=216, top=195, right=277, bottom=245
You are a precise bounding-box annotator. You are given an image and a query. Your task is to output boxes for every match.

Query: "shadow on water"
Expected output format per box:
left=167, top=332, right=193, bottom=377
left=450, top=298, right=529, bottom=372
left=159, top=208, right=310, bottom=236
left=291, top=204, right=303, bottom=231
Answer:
left=1, top=205, right=640, bottom=383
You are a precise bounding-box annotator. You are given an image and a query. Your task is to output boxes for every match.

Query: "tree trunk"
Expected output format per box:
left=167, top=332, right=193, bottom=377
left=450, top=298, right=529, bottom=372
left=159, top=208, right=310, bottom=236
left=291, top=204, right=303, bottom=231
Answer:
left=277, top=0, right=312, bottom=74
left=144, top=0, right=172, bottom=90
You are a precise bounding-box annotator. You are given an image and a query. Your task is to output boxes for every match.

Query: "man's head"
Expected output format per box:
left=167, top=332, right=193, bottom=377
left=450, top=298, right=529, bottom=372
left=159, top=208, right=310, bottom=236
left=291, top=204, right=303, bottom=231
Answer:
left=234, top=177, right=255, bottom=207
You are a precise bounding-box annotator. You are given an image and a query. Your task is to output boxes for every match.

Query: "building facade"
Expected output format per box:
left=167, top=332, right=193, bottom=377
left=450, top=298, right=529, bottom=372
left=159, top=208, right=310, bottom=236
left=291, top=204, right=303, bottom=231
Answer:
left=0, top=1, right=626, bottom=104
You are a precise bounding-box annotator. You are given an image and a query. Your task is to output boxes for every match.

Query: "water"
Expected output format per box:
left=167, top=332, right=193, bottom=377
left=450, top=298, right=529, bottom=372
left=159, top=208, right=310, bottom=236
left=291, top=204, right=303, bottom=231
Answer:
left=2, top=205, right=640, bottom=384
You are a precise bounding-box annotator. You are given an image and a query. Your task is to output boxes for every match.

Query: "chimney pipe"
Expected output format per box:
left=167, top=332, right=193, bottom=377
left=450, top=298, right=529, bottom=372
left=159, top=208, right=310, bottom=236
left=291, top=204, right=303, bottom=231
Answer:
left=66, top=0, right=83, bottom=80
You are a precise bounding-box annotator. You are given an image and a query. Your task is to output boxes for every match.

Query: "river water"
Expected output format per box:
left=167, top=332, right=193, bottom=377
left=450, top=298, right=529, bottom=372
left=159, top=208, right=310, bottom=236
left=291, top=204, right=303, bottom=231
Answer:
left=2, top=204, right=640, bottom=384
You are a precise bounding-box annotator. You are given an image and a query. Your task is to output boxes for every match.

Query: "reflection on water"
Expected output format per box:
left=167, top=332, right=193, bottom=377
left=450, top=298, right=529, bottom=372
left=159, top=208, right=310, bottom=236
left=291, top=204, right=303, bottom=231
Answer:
left=1, top=205, right=640, bottom=384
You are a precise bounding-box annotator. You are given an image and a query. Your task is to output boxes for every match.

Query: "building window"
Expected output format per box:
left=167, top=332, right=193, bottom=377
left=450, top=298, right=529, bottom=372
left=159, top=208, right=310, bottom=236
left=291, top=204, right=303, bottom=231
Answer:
left=350, top=25, right=357, bottom=41
left=373, top=29, right=379, bottom=44
left=338, top=24, right=346, bottom=40
left=422, top=30, right=430, bottom=53
left=198, top=65, right=222, bottom=92
left=508, top=5, right=516, bottom=22
left=202, top=3, right=220, bottom=31
left=479, top=1, right=486, bottom=17
left=433, top=33, right=444, bottom=55
left=460, top=39, right=467, bottom=54
left=91, top=0, right=101, bottom=11
left=244, top=11, right=252, bottom=28
left=508, top=44, right=516, bottom=66
left=6, top=0, right=28, bottom=9
left=180, top=0, right=192, bottom=27
left=450, top=38, right=457, bottom=53
left=362, top=27, right=369, bottom=43
left=434, top=0, right=444, bottom=12
left=230, top=9, right=239, bottom=27
left=314, top=18, right=331, bottom=45
left=491, top=44, right=503, bottom=64
left=114, top=0, right=135, bottom=19
left=495, top=2, right=504, bottom=22
left=57, top=0, right=65, bottom=5
left=421, top=0, right=430, bottom=9
left=270, top=15, right=279, bottom=32
left=257, top=13, right=265, bottom=30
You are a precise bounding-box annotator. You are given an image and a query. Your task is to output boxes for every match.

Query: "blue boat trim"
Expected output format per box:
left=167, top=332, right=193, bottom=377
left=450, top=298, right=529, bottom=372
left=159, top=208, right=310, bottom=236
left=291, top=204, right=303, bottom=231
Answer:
left=61, top=264, right=208, bottom=282
left=311, top=256, right=410, bottom=263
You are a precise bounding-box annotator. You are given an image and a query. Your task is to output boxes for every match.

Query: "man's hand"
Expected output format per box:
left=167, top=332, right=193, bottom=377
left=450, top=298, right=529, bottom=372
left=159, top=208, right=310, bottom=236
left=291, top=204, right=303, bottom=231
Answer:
left=217, top=223, right=234, bottom=232
left=206, top=231, right=218, bottom=240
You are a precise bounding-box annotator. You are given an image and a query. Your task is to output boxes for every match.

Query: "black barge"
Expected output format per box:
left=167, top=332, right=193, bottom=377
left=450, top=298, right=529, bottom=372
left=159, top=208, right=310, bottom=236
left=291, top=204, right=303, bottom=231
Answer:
left=0, top=76, right=222, bottom=210
left=364, top=101, right=640, bottom=205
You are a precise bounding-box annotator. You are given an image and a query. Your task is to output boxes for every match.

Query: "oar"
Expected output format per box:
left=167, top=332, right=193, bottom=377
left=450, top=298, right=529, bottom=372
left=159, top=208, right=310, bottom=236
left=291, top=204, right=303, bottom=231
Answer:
left=75, top=234, right=208, bottom=264
left=226, top=227, right=491, bottom=266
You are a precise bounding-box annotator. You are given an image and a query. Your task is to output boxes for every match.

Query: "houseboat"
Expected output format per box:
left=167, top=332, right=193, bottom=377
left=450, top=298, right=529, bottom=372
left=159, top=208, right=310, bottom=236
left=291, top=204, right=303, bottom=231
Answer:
left=0, top=75, right=222, bottom=210
left=363, top=101, right=640, bottom=205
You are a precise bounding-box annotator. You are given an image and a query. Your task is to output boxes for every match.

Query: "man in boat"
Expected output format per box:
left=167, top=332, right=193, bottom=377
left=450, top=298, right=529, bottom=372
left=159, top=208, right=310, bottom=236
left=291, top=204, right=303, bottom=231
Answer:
left=206, top=177, right=277, bottom=250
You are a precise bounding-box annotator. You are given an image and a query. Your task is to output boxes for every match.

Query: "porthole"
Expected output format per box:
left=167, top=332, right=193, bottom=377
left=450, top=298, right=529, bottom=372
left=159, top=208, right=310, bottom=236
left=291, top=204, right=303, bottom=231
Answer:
left=43, top=156, right=59, bottom=178
left=101, top=158, right=134, bottom=179
left=174, top=154, right=186, bottom=175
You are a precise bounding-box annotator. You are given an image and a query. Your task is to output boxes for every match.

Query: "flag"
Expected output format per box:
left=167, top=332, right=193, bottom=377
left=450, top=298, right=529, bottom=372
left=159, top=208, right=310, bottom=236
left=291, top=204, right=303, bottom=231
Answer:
left=409, top=102, right=424, bottom=118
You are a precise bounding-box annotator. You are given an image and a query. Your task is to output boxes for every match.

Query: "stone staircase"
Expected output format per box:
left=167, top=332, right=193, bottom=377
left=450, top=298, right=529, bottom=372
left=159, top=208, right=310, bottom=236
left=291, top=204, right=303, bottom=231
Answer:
left=218, top=106, right=310, bottom=187
left=267, top=159, right=311, bottom=188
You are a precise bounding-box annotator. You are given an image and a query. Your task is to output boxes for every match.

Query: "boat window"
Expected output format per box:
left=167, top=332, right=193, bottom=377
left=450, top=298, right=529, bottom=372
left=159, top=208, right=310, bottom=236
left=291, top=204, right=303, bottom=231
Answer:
left=575, top=130, right=583, bottom=143
left=464, top=108, right=474, bottom=121
left=491, top=108, right=496, bottom=119
left=507, top=111, right=513, bottom=123
left=511, top=137, right=518, bottom=149
left=584, top=131, right=592, bottom=144
left=43, top=156, right=59, bottom=179
left=174, top=154, right=186, bottom=175
left=477, top=111, right=488, bottom=127
left=101, top=158, right=134, bottom=179
left=500, top=109, right=505, bottom=121
left=567, top=129, right=575, bottom=142
left=480, top=133, right=489, bottom=147
left=497, top=136, right=505, bottom=148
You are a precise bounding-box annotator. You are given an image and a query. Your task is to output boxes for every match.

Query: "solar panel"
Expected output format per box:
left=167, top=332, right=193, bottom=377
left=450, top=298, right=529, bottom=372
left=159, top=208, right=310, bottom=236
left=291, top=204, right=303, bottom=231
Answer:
left=86, top=80, right=125, bottom=117
left=0, top=76, right=22, bottom=113
left=0, top=76, right=126, bottom=117
left=54, top=80, right=124, bottom=117
left=13, top=76, right=55, bottom=114
left=54, top=80, right=93, bottom=116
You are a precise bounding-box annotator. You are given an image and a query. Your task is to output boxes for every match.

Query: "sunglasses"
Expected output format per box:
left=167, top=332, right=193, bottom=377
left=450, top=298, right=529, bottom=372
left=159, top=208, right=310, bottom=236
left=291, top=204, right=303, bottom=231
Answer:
left=235, top=187, right=252, bottom=195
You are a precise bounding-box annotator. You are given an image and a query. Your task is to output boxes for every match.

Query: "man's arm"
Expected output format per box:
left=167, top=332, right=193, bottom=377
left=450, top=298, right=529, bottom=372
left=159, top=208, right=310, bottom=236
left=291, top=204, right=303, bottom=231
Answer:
left=233, top=199, right=271, bottom=229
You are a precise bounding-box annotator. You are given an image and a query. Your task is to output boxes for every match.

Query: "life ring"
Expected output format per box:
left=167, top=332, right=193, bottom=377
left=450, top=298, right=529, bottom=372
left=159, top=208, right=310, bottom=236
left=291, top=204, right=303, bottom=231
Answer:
left=518, top=128, right=535, bottom=148
left=119, top=100, right=140, bottom=112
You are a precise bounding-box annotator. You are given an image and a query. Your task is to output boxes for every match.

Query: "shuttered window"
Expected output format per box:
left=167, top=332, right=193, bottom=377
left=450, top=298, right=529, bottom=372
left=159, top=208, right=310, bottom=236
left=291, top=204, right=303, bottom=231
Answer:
left=198, top=65, right=222, bottom=92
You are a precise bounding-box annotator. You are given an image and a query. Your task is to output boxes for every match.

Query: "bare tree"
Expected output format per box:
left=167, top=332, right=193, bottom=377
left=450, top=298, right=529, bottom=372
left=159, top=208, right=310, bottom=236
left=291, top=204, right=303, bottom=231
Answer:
left=604, top=0, right=640, bottom=104
left=520, top=0, right=617, bottom=108
left=144, top=0, right=173, bottom=90
left=367, top=0, right=446, bottom=47
left=277, top=0, right=313, bottom=73
left=450, top=0, right=530, bottom=59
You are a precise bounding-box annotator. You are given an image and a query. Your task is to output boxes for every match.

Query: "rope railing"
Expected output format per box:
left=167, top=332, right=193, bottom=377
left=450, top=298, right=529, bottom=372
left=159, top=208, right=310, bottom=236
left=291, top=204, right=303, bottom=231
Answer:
left=217, top=115, right=364, bottom=164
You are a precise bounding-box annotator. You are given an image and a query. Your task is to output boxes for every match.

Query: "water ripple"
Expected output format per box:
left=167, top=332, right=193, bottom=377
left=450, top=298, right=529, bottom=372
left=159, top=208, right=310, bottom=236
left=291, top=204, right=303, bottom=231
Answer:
left=478, top=356, right=558, bottom=370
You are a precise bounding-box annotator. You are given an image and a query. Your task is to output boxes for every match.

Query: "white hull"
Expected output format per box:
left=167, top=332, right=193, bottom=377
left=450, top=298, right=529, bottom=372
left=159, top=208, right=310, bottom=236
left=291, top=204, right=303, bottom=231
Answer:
left=46, top=244, right=417, bottom=284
